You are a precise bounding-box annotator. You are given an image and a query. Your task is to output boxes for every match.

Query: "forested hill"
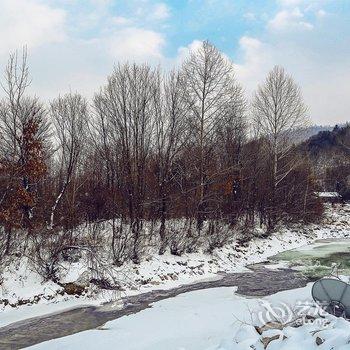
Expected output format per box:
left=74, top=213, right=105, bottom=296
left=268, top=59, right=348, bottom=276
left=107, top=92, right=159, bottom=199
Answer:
left=301, top=124, right=350, bottom=158
left=300, top=124, right=350, bottom=197
left=296, top=124, right=336, bottom=143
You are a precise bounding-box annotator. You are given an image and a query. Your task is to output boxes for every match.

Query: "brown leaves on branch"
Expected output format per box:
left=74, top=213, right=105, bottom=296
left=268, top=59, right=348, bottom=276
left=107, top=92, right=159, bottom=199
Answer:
left=0, top=116, right=47, bottom=230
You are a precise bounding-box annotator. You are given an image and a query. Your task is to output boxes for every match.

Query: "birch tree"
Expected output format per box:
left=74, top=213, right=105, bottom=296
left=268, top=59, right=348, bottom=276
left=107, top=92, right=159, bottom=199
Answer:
left=181, top=40, right=237, bottom=232
left=252, top=66, right=308, bottom=226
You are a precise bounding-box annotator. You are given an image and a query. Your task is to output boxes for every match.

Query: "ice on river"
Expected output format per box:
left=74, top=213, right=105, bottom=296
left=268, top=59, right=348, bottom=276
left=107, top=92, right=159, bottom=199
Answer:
left=271, top=239, right=350, bottom=279
left=26, top=283, right=350, bottom=350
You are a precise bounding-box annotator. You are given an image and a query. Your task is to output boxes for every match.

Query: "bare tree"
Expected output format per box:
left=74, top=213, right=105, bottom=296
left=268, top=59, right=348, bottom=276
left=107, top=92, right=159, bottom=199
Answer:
left=89, top=88, right=118, bottom=191
left=214, top=83, right=247, bottom=224
left=252, top=66, right=308, bottom=226
left=94, top=63, right=157, bottom=263
left=0, top=44, right=326, bottom=283
left=0, top=49, right=49, bottom=177
left=49, top=93, right=88, bottom=229
left=181, top=40, right=239, bottom=232
left=153, top=70, right=187, bottom=254
left=0, top=49, right=50, bottom=257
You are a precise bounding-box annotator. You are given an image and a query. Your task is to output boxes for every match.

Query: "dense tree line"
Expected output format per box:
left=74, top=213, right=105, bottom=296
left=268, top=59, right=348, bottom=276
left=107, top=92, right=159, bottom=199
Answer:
left=301, top=124, right=350, bottom=199
left=0, top=42, right=322, bottom=269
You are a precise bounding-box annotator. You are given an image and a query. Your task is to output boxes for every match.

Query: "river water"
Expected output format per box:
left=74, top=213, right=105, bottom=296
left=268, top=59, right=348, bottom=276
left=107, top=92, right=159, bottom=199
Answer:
left=1, top=238, right=349, bottom=349
left=271, top=238, right=350, bottom=280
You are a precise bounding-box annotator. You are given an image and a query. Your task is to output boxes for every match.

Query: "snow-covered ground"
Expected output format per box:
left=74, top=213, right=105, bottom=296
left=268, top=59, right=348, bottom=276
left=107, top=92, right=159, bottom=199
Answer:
left=1, top=204, right=350, bottom=330
left=26, top=284, right=350, bottom=350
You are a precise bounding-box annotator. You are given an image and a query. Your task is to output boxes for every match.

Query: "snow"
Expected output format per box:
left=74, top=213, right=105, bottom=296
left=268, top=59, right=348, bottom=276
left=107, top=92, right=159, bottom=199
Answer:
left=264, top=317, right=350, bottom=350
left=26, top=284, right=350, bottom=350
left=26, top=286, right=259, bottom=350
left=1, top=204, right=350, bottom=345
left=0, top=260, right=60, bottom=304
left=106, top=203, right=350, bottom=295
left=316, top=192, right=340, bottom=198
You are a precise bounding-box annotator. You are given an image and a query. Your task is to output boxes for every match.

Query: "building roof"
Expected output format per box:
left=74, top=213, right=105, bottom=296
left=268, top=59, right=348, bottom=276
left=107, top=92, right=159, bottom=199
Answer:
left=315, top=192, right=341, bottom=198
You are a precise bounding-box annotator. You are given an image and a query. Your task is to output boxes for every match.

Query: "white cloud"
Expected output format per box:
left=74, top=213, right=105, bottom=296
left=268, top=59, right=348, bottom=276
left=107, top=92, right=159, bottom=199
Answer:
left=238, top=36, right=263, bottom=57
left=316, top=9, right=327, bottom=18
left=0, top=0, right=66, bottom=54
left=25, top=26, right=167, bottom=99
left=149, top=3, right=171, bottom=20
left=0, top=0, right=167, bottom=98
left=271, top=0, right=328, bottom=33
left=268, top=7, right=313, bottom=31
left=233, top=31, right=350, bottom=125
left=174, top=39, right=233, bottom=75
left=0, top=0, right=344, bottom=127
left=234, top=36, right=272, bottom=96
left=107, top=27, right=165, bottom=62
left=176, top=40, right=203, bottom=65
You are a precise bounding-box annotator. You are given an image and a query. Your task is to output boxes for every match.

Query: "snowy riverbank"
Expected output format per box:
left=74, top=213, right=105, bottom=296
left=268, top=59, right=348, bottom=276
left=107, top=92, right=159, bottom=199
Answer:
left=1, top=204, right=350, bottom=328
left=26, top=284, right=350, bottom=350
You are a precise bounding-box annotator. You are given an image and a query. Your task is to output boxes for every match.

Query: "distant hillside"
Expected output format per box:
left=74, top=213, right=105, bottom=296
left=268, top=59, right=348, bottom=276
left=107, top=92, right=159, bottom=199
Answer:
left=300, top=123, right=350, bottom=198
left=298, top=124, right=336, bottom=142
left=293, top=124, right=347, bottom=143
left=302, top=124, right=350, bottom=158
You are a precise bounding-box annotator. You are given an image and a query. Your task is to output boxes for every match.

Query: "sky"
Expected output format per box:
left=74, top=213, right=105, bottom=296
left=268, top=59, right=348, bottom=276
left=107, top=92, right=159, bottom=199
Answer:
left=0, top=0, right=349, bottom=125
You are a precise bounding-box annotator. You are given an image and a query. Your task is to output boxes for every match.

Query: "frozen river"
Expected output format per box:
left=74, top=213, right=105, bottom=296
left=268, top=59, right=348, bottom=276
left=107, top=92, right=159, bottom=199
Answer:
left=1, top=238, right=349, bottom=349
